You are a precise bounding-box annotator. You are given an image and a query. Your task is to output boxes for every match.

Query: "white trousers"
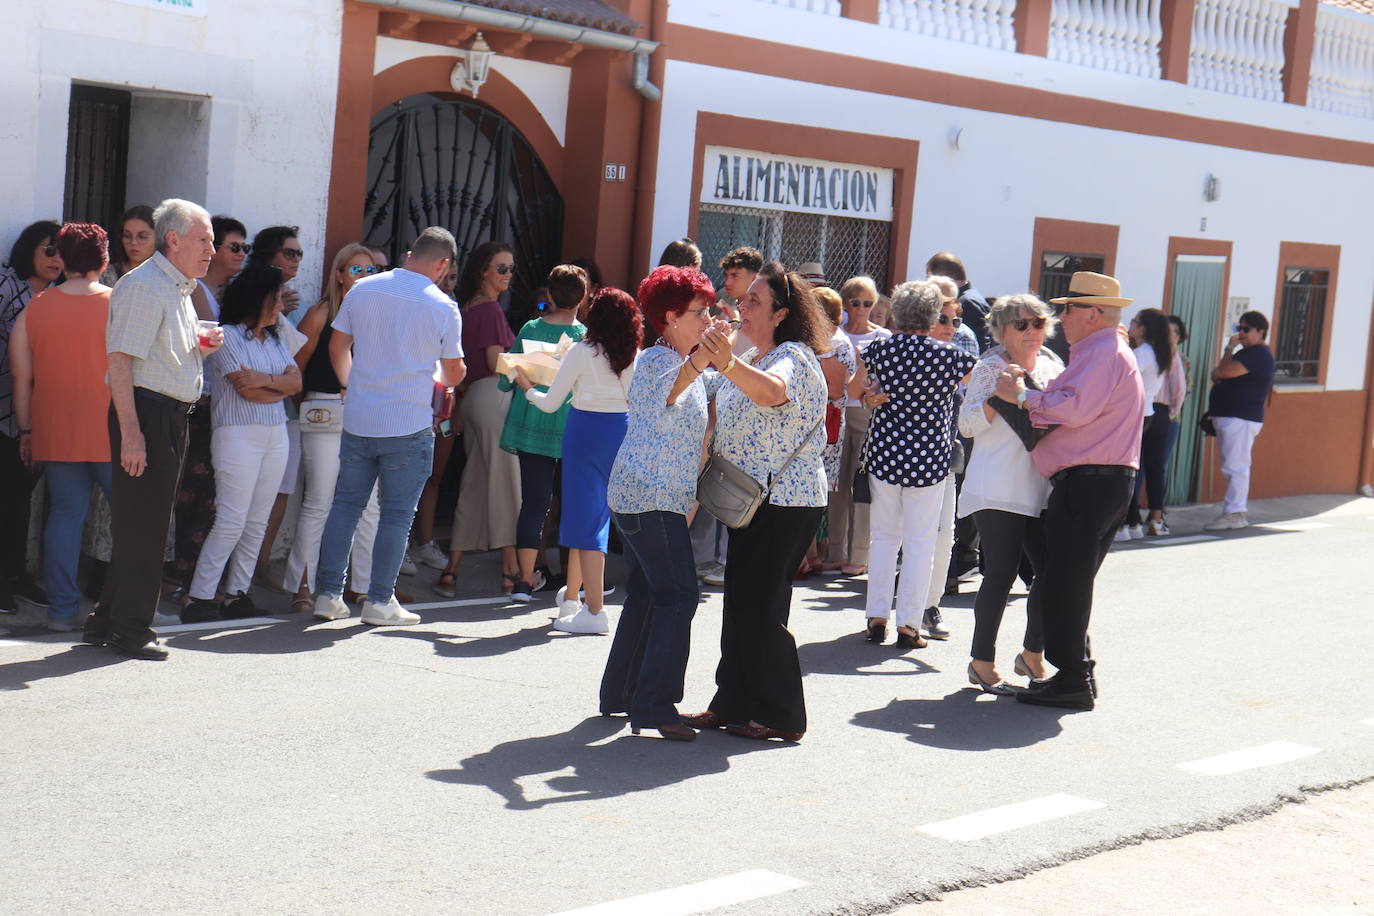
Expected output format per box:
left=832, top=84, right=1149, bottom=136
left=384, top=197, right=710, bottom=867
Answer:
left=924, top=473, right=957, bottom=610
left=1215, top=415, right=1263, bottom=513
left=191, top=424, right=289, bottom=600
left=866, top=476, right=944, bottom=629
left=283, top=425, right=380, bottom=593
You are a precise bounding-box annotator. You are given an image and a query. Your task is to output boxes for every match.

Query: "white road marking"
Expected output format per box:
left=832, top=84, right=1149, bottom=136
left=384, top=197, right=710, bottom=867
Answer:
left=1258, top=521, right=1330, bottom=532
left=917, top=793, right=1106, bottom=842
left=1142, top=534, right=1219, bottom=546
left=0, top=639, right=29, bottom=649
left=155, top=616, right=284, bottom=634
left=550, top=869, right=808, bottom=916
left=1178, top=741, right=1321, bottom=775
left=402, top=596, right=510, bottom=610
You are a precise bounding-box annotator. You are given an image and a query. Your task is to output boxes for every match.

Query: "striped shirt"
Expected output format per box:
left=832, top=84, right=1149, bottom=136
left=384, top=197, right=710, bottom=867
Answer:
left=106, top=252, right=203, bottom=403
left=207, top=325, right=294, bottom=428
left=334, top=267, right=463, bottom=438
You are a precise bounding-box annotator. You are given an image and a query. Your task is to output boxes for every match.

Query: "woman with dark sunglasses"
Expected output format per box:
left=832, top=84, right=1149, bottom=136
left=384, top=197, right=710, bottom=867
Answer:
left=283, top=242, right=385, bottom=610
left=958, top=294, right=1064, bottom=693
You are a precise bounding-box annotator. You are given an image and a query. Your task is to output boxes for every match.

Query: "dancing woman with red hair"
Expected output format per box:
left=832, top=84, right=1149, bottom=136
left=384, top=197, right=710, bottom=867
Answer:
left=515, top=286, right=643, bottom=633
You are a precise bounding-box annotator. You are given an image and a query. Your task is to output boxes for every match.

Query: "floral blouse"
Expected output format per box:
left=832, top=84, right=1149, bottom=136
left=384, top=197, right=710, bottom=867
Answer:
left=863, top=334, right=976, bottom=488
left=607, top=345, right=708, bottom=516
left=707, top=341, right=828, bottom=508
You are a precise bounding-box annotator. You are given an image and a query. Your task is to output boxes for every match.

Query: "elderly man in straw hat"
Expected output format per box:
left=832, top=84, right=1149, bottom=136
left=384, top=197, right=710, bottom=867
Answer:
left=993, top=272, right=1145, bottom=710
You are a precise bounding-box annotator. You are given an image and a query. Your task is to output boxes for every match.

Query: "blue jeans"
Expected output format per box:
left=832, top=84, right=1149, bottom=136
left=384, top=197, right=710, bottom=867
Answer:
left=43, top=461, right=113, bottom=620
left=317, top=428, right=433, bottom=604
left=600, top=510, right=700, bottom=729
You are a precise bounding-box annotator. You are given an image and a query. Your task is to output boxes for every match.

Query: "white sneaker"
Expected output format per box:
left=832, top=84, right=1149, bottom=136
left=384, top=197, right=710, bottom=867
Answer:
left=1146, top=518, right=1171, bottom=536
left=1203, top=511, right=1249, bottom=531
left=312, top=594, right=350, bottom=621
left=399, top=553, right=418, bottom=577
left=557, top=598, right=582, bottom=619
left=557, top=584, right=617, bottom=605
left=411, top=541, right=448, bottom=570
left=700, top=563, right=726, bottom=586
left=1114, top=526, right=1135, bottom=542
left=361, top=596, right=421, bottom=626
left=554, top=604, right=610, bottom=634
left=1127, top=524, right=1145, bottom=539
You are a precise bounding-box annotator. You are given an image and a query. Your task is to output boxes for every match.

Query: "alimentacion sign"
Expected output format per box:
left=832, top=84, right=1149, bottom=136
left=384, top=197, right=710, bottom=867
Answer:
left=703, top=146, right=894, bottom=222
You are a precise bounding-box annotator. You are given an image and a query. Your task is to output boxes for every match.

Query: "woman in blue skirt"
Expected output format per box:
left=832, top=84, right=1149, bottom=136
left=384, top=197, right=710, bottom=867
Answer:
left=514, top=287, right=643, bottom=633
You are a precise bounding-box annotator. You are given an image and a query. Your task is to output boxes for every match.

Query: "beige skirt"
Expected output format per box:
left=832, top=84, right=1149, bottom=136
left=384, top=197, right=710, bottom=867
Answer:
left=451, top=376, right=521, bottom=552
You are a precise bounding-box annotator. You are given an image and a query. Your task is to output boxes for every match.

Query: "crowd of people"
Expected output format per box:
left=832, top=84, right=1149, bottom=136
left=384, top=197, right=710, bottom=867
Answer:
left=0, top=203, right=1278, bottom=733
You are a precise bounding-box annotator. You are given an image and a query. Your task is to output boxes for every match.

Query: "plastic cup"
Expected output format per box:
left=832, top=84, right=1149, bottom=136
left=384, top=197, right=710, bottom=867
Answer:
left=197, top=319, right=220, bottom=347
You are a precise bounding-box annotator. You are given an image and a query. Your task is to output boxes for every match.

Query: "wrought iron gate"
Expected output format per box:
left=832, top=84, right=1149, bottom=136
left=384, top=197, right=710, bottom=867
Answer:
left=63, top=85, right=131, bottom=232
left=364, top=94, right=562, bottom=323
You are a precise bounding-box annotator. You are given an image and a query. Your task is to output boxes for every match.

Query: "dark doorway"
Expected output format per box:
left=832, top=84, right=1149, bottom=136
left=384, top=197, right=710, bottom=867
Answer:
left=64, top=85, right=131, bottom=232
left=364, top=94, right=563, bottom=327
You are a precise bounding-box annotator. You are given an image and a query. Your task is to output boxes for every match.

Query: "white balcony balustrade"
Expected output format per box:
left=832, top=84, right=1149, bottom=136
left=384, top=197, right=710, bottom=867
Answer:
left=1309, top=4, right=1374, bottom=118
left=1047, top=0, right=1164, bottom=77
left=1188, top=0, right=1295, bottom=101
left=878, top=0, right=1018, bottom=51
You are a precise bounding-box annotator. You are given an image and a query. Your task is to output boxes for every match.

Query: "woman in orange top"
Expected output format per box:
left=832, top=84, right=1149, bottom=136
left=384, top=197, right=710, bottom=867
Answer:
left=10, top=223, right=113, bottom=631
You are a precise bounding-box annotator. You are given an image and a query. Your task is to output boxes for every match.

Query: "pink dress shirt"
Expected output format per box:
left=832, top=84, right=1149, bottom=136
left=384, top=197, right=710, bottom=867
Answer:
left=1022, top=326, right=1146, bottom=478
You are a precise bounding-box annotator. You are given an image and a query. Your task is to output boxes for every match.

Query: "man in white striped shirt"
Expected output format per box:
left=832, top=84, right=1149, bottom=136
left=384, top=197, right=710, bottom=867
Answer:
left=312, top=227, right=466, bottom=626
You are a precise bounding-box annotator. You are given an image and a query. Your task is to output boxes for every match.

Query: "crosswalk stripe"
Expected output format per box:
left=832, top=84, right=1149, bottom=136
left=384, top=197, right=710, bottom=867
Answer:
left=1142, top=534, right=1219, bottom=546
left=918, top=794, right=1106, bottom=842
left=549, top=869, right=808, bottom=916
left=1258, top=521, right=1330, bottom=532
left=155, top=616, right=284, bottom=634
left=1178, top=741, right=1320, bottom=775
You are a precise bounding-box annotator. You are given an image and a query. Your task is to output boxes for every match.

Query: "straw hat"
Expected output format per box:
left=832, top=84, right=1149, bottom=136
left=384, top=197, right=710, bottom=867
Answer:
left=797, top=262, right=828, bottom=287
left=1048, top=271, right=1133, bottom=308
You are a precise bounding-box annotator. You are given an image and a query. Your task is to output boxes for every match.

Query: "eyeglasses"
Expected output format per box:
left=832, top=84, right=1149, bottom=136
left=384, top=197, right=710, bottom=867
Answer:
left=494, top=263, right=516, bottom=275
left=346, top=264, right=380, bottom=277
left=1236, top=324, right=1253, bottom=333
left=41, top=245, right=58, bottom=258
left=223, top=242, right=252, bottom=255
left=684, top=306, right=710, bottom=317
left=847, top=299, right=874, bottom=308
left=937, top=314, right=963, bottom=328
left=1010, top=317, right=1048, bottom=332
left=279, top=247, right=304, bottom=260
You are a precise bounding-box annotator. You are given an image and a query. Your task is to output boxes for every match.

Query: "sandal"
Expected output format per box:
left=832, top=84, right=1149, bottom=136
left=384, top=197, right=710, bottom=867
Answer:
left=290, top=594, right=313, bottom=612
left=434, top=571, right=457, bottom=599
left=500, top=571, right=520, bottom=595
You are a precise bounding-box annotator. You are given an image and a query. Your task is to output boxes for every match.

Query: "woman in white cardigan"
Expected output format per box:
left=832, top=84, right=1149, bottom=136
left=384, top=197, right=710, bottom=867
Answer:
left=958, top=294, right=1064, bottom=694
left=513, top=287, right=642, bottom=634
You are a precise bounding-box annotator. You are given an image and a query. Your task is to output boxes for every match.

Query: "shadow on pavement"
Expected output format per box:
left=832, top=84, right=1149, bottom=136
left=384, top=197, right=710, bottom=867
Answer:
left=851, top=689, right=1073, bottom=750
left=428, top=715, right=786, bottom=809
left=799, top=630, right=941, bottom=678
left=165, top=617, right=373, bottom=655
left=373, top=622, right=559, bottom=658
left=0, top=644, right=127, bottom=691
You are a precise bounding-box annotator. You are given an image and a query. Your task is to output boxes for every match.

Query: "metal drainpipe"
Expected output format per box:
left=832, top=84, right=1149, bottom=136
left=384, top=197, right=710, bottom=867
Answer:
left=1358, top=301, right=1374, bottom=497
left=370, top=0, right=662, bottom=98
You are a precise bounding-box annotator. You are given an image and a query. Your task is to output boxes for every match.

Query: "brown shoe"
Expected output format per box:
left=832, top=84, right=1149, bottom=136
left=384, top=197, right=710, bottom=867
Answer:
left=632, top=723, right=697, bottom=741
left=680, top=710, right=728, bottom=730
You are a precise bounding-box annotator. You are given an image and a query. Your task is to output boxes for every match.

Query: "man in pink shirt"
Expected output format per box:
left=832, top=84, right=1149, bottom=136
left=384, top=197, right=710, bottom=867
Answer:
left=995, top=272, right=1145, bottom=710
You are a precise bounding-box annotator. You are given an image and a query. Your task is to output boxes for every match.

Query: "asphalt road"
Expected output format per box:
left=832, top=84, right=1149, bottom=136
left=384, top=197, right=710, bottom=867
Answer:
left=2, top=493, right=1372, bottom=915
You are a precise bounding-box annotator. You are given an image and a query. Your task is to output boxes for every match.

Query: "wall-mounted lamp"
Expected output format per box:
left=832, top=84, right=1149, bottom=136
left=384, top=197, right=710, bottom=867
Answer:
left=450, top=32, right=494, bottom=98
left=948, top=126, right=964, bottom=150
left=1203, top=174, right=1221, bottom=202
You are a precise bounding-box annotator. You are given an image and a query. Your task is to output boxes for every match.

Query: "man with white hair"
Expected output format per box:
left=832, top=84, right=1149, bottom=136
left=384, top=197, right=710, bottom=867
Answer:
left=84, top=199, right=222, bottom=660
left=994, top=272, right=1144, bottom=710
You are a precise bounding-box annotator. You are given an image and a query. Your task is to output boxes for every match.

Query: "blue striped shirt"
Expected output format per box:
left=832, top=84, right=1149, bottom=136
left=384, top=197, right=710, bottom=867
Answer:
left=333, top=267, right=463, bottom=438
left=208, top=325, right=294, bottom=428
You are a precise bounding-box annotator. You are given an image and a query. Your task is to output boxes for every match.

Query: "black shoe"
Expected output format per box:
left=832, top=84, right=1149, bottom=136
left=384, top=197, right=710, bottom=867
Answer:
left=1015, top=676, right=1094, bottom=710
left=894, top=629, right=927, bottom=650
left=943, top=578, right=960, bottom=596
left=181, top=599, right=221, bottom=624
left=509, top=580, right=534, bottom=603
left=108, top=640, right=169, bottom=661
left=82, top=629, right=108, bottom=646
left=221, top=592, right=259, bottom=619
left=9, top=577, right=48, bottom=609
left=921, top=607, right=950, bottom=640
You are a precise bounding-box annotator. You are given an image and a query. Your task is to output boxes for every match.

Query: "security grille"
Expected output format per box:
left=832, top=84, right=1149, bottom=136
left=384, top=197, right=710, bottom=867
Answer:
left=1037, top=251, right=1106, bottom=302
left=1274, top=266, right=1327, bottom=382
left=63, top=85, right=131, bottom=232
left=697, top=204, right=891, bottom=292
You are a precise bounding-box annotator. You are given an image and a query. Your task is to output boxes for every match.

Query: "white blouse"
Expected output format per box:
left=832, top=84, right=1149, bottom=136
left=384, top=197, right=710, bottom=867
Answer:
left=525, top=341, right=634, bottom=414
left=957, top=347, right=1065, bottom=519
left=1134, top=341, right=1162, bottom=417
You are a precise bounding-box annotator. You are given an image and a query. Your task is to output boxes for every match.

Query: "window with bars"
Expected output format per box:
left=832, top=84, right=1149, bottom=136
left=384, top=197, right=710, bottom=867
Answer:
left=696, top=204, right=891, bottom=294
left=1037, top=251, right=1106, bottom=302
left=1274, top=267, right=1329, bottom=382
left=63, top=85, right=131, bottom=232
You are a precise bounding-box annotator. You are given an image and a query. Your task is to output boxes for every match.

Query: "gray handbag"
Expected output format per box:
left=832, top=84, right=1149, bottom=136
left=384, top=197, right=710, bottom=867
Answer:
left=696, top=415, right=824, bottom=529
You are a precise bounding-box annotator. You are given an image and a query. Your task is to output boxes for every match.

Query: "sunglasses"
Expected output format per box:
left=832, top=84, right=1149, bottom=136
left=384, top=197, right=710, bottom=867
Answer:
left=279, top=247, right=304, bottom=260
left=1066, top=302, right=1103, bottom=313
left=847, top=299, right=874, bottom=308
left=223, top=242, right=252, bottom=255
left=346, top=264, right=380, bottom=277
left=1236, top=325, right=1253, bottom=333
left=1011, top=317, right=1048, bottom=331
left=42, top=245, right=58, bottom=258
left=937, top=314, right=963, bottom=328
left=494, top=263, right=516, bottom=275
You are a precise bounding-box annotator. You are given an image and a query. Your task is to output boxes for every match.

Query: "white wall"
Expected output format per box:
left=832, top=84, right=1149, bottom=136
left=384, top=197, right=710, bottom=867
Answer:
left=1, top=0, right=343, bottom=304
left=650, top=50, right=1374, bottom=392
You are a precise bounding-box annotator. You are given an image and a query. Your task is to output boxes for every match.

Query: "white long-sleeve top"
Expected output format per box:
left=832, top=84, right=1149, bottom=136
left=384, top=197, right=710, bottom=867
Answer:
left=1134, top=341, right=1163, bottom=417
left=957, top=347, right=1065, bottom=519
left=524, top=341, right=634, bottom=414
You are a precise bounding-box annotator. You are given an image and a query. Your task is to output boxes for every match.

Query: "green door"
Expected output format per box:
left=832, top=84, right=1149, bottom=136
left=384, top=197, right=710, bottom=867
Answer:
left=1165, top=255, right=1227, bottom=505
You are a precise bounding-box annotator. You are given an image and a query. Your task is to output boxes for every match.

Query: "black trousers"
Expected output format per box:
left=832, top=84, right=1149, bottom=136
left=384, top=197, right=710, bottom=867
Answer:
left=1032, top=471, right=1133, bottom=687
left=515, top=451, right=558, bottom=551
left=970, top=509, right=1045, bottom=662
left=709, top=502, right=822, bottom=734
left=1126, top=413, right=1158, bottom=526
left=86, top=390, right=191, bottom=648
left=0, top=432, right=35, bottom=582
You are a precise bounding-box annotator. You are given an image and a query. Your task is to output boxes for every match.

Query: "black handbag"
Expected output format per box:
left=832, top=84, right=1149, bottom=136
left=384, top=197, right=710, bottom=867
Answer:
left=987, top=374, right=1057, bottom=452
left=1198, top=411, right=1216, bottom=437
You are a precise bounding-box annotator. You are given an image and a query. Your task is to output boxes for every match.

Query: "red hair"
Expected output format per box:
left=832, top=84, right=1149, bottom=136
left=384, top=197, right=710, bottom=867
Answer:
left=636, top=265, right=715, bottom=336
left=585, top=287, right=643, bottom=376
left=56, top=222, right=108, bottom=275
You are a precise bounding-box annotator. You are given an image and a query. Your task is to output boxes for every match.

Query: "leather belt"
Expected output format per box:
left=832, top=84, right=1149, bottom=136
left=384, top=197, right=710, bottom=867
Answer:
left=1050, top=464, right=1136, bottom=485
left=135, top=387, right=197, bottom=415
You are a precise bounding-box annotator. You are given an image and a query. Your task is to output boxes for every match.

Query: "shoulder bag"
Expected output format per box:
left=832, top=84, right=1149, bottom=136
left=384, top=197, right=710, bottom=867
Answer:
left=696, top=413, right=824, bottom=529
